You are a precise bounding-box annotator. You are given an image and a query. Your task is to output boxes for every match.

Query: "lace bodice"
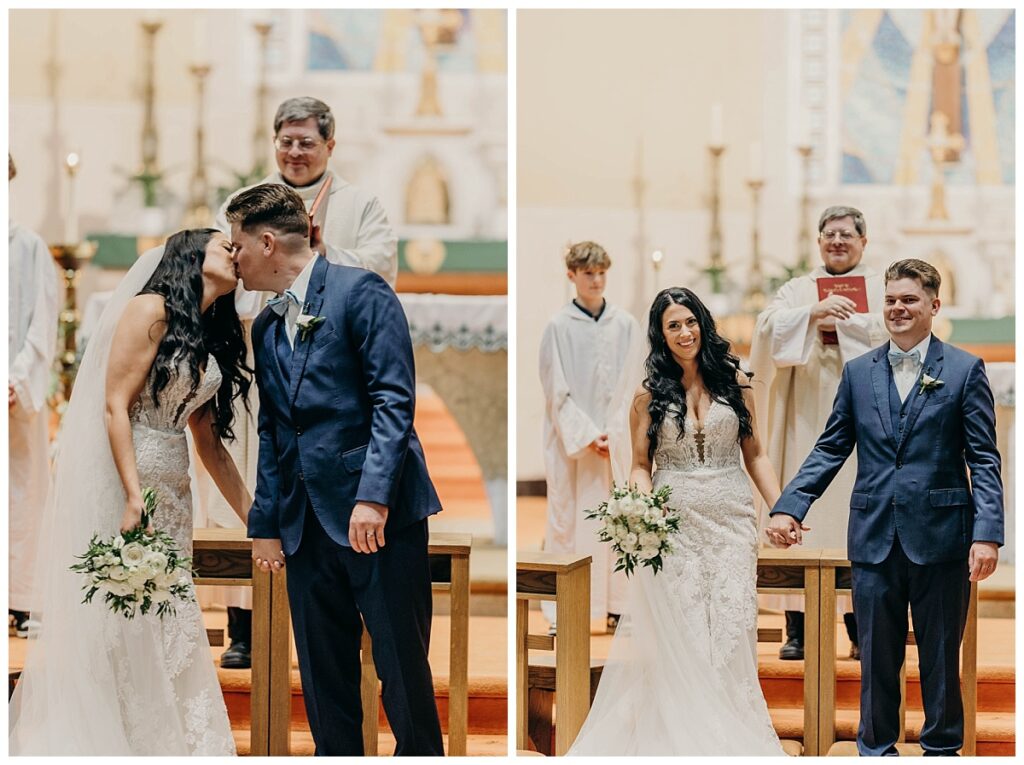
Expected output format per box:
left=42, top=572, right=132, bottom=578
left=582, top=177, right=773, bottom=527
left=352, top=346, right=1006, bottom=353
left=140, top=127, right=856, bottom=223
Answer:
left=130, top=356, right=222, bottom=432
left=653, top=400, right=742, bottom=472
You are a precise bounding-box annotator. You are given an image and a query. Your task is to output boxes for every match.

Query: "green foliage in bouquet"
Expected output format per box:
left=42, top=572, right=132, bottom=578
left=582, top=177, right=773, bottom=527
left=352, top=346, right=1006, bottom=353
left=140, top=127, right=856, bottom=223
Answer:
left=70, top=488, right=195, bottom=619
left=586, top=484, right=679, bottom=577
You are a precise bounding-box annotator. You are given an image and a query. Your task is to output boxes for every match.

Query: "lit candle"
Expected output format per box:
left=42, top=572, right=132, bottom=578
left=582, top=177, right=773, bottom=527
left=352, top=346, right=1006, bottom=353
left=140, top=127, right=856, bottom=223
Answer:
left=65, top=152, right=80, bottom=244
left=748, top=140, right=762, bottom=181
left=710, top=103, right=724, bottom=147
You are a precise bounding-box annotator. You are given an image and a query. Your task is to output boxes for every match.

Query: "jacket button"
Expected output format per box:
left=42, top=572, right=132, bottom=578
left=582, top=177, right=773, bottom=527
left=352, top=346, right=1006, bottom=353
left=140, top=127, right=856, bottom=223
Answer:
left=298, top=472, right=305, bottom=481
left=896, top=462, right=903, bottom=469
left=296, top=427, right=303, bottom=436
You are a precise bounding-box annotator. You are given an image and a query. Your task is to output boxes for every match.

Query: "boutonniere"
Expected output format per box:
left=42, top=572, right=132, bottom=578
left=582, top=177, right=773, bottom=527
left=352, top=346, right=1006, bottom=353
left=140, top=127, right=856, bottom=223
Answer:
left=295, top=313, right=325, bottom=342
left=918, top=373, right=945, bottom=395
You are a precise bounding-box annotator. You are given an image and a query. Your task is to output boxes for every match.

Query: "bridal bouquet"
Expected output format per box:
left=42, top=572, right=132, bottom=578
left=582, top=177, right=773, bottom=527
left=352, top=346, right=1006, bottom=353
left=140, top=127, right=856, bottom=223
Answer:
left=70, top=488, right=195, bottom=619
left=586, top=484, right=678, bottom=577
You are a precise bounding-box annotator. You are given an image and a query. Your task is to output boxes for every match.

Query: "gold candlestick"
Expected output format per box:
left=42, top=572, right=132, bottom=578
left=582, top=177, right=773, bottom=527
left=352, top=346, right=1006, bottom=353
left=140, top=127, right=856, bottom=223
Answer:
left=704, top=144, right=727, bottom=293
left=792, top=144, right=814, bottom=277
left=744, top=178, right=766, bottom=313
left=137, top=20, right=163, bottom=206
left=252, top=21, right=273, bottom=178
left=50, top=241, right=97, bottom=401
left=186, top=64, right=212, bottom=226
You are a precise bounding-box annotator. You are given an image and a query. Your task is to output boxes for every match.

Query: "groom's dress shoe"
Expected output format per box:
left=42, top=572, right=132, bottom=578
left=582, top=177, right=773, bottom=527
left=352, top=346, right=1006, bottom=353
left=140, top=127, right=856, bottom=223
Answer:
left=220, top=641, right=252, bottom=669
left=779, top=610, right=804, bottom=660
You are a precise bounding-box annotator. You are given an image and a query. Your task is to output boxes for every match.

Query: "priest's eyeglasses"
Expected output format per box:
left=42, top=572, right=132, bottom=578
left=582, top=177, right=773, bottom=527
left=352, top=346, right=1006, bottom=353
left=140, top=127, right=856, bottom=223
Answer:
left=819, top=229, right=858, bottom=242
left=274, top=137, right=325, bottom=153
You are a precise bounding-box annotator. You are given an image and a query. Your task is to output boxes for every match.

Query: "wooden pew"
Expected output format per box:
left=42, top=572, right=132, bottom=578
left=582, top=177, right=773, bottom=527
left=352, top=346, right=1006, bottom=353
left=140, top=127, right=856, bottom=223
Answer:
left=757, top=548, right=824, bottom=755
left=819, top=550, right=980, bottom=756
left=194, top=529, right=472, bottom=756
left=516, top=553, right=592, bottom=755
left=193, top=528, right=291, bottom=756
left=361, top=533, right=472, bottom=756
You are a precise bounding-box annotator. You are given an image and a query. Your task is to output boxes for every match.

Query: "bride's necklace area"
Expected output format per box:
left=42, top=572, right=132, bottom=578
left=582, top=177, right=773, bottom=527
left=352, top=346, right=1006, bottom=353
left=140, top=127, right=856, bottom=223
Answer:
left=683, top=382, right=712, bottom=464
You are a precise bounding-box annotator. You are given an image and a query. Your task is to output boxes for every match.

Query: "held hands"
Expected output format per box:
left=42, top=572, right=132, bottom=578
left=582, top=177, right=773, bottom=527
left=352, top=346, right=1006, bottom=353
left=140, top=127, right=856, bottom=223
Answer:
left=968, top=542, right=998, bottom=582
left=589, top=434, right=610, bottom=458
left=765, top=513, right=811, bottom=548
left=812, top=294, right=857, bottom=328
left=119, top=498, right=154, bottom=534
left=252, top=538, right=286, bottom=573
left=349, top=502, right=389, bottom=554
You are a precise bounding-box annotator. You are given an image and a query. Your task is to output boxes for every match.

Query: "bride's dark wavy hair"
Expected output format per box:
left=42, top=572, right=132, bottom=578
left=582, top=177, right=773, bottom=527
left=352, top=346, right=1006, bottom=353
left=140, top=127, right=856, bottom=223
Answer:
left=643, top=287, right=752, bottom=461
left=138, top=228, right=252, bottom=441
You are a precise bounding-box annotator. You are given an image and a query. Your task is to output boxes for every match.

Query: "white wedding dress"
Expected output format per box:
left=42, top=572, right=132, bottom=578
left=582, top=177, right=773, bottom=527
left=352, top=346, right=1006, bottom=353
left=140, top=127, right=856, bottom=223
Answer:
left=568, top=400, right=783, bottom=755
left=9, top=249, right=236, bottom=755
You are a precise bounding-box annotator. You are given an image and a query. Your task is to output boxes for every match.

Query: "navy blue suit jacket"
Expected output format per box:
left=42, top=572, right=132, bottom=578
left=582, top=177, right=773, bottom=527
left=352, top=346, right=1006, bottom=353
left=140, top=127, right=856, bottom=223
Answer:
left=247, top=256, right=442, bottom=555
left=771, top=336, right=1003, bottom=565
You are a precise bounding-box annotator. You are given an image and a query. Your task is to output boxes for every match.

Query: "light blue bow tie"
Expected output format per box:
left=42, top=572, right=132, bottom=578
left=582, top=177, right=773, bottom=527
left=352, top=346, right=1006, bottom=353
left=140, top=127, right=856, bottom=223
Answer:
left=267, top=289, right=300, bottom=317
left=888, top=348, right=921, bottom=366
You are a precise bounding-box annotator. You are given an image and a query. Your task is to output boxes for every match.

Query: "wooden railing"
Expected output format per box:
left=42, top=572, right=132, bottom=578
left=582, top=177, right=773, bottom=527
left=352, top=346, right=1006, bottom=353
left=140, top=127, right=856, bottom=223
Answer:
left=756, top=548, right=825, bottom=756
left=515, top=553, right=591, bottom=755
left=818, top=549, right=980, bottom=756
left=193, top=529, right=472, bottom=756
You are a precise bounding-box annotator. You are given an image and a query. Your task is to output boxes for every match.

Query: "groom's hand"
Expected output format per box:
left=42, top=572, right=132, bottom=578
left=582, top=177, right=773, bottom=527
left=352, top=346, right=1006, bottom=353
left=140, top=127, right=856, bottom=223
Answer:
left=766, top=513, right=810, bottom=548
left=350, top=502, right=389, bottom=554
left=968, top=541, right=999, bottom=582
left=252, top=538, right=286, bottom=573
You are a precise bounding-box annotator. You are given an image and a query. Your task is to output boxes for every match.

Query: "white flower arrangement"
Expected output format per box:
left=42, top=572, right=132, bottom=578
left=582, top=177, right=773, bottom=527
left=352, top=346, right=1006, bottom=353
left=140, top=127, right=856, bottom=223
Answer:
left=70, top=488, right=194, bottom=619
left=295, top=312, right=326, bottom=342
left=586, top=484, right=678, bottom=576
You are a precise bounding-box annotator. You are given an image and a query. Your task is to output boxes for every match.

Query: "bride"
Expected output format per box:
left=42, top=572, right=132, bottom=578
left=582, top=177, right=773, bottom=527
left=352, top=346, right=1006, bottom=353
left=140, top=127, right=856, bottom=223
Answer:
left=568, top=287, right=789, bottom=756
left=9, top=229, right=254, bottom=755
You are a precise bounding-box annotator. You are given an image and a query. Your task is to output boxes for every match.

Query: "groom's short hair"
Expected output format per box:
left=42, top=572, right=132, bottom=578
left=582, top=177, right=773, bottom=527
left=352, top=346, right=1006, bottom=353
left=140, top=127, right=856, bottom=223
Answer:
left=885, top=259, right=941, bottom=298
left=225, top=183, right=309, bottom=237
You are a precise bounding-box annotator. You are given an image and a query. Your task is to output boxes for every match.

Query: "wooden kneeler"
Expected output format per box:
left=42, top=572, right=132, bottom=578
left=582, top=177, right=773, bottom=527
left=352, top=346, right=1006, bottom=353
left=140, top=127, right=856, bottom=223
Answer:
left=826, top=582, right=978, bottom=756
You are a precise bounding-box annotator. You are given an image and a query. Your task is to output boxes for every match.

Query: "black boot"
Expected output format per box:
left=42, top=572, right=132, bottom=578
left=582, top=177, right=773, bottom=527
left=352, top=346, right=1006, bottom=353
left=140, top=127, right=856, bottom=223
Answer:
left=220, top=606, right=252, bottom=669
left=843, top=611, right=860, bottom=660
left=779, top=610, right=804, bottom=660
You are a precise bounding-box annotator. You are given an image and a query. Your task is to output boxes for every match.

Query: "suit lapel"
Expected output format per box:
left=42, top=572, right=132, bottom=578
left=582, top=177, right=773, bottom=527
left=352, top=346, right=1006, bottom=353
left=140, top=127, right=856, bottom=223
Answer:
left=259, top=311, right=290, bottom=402
left=286, top=256, right=328, bottom=409
left=870, top=346, right=897, bottom=448
left=898, top=335, right=944, bottom=453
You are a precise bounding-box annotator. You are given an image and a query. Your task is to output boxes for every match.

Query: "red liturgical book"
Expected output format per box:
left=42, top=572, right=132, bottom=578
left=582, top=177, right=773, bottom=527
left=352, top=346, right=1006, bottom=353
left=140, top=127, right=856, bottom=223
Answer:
left=307, top=174, right=333, bottom=243
left=817, top=275, right=868, bottom=345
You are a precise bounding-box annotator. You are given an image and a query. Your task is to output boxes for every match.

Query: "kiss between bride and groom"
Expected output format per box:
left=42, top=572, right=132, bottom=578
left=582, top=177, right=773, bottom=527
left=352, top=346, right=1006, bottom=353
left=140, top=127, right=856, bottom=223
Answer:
left=567, top=259, right=1002, bottom=756
left=9, top=184, right=444, bottom=756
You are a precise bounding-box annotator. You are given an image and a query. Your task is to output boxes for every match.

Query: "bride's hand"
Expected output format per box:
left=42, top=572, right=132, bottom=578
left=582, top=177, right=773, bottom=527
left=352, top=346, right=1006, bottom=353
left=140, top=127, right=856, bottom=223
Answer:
left=120, top=498, right=153, bottom=534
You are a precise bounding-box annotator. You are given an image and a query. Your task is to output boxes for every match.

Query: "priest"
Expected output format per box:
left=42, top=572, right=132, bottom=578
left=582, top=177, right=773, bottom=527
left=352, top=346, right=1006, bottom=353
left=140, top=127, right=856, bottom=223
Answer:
left=749, top=205, right=888, bottom=660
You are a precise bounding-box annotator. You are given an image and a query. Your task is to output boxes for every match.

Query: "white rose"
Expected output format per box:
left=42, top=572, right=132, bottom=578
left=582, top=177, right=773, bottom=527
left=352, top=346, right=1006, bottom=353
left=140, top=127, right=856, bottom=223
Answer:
left=621, top=532, right=639, bottom=553
left=108, top=565, right=128, bottom=581
left=101, top=580, right=133, bottom=597
left=127, top=571, right=150, bottom=590
left=155, top=571, right=179, bottom=589
left=639, top=546, right=660, bottom=560
left=143, top=551, right=168, bottom=571
left=638, top=532, right=661, bottom=550
left=120, top=542, right=146, bottom=567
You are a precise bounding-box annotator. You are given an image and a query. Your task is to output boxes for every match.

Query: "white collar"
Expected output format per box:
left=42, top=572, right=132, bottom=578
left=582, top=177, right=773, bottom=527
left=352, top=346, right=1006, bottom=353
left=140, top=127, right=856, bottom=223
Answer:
left=286, top=255, right=318, bottom=307
left=889, top=334, right=930, bottom=363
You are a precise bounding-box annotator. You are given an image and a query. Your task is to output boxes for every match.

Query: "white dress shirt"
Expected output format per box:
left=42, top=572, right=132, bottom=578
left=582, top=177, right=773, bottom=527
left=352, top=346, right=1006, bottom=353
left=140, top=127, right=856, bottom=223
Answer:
left=282, top=255, right=318, bottom=348
left=890, top=335, right=930, bottom=402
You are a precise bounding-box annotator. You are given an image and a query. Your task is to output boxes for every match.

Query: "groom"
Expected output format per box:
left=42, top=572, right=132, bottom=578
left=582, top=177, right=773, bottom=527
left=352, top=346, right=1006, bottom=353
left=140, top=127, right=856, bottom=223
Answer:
left=768, top=259, right=1003, bottom=756
left=226, top=183, right=444, bottom=756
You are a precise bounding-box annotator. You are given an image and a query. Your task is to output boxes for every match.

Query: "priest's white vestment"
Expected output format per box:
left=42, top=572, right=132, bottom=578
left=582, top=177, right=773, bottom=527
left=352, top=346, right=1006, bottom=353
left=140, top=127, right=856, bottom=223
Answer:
left=9, top=224, right=59, bottom=612
left=749, top=264, right=887, bottom=608
left=540, top=302, right=645, bottom=621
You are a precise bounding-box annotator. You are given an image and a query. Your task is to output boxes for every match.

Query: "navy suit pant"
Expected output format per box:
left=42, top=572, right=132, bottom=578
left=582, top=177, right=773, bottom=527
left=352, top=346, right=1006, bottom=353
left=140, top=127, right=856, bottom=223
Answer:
left=851, top=535, right=971, bottom=756
left=285, top=507, right=444, bottom=756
